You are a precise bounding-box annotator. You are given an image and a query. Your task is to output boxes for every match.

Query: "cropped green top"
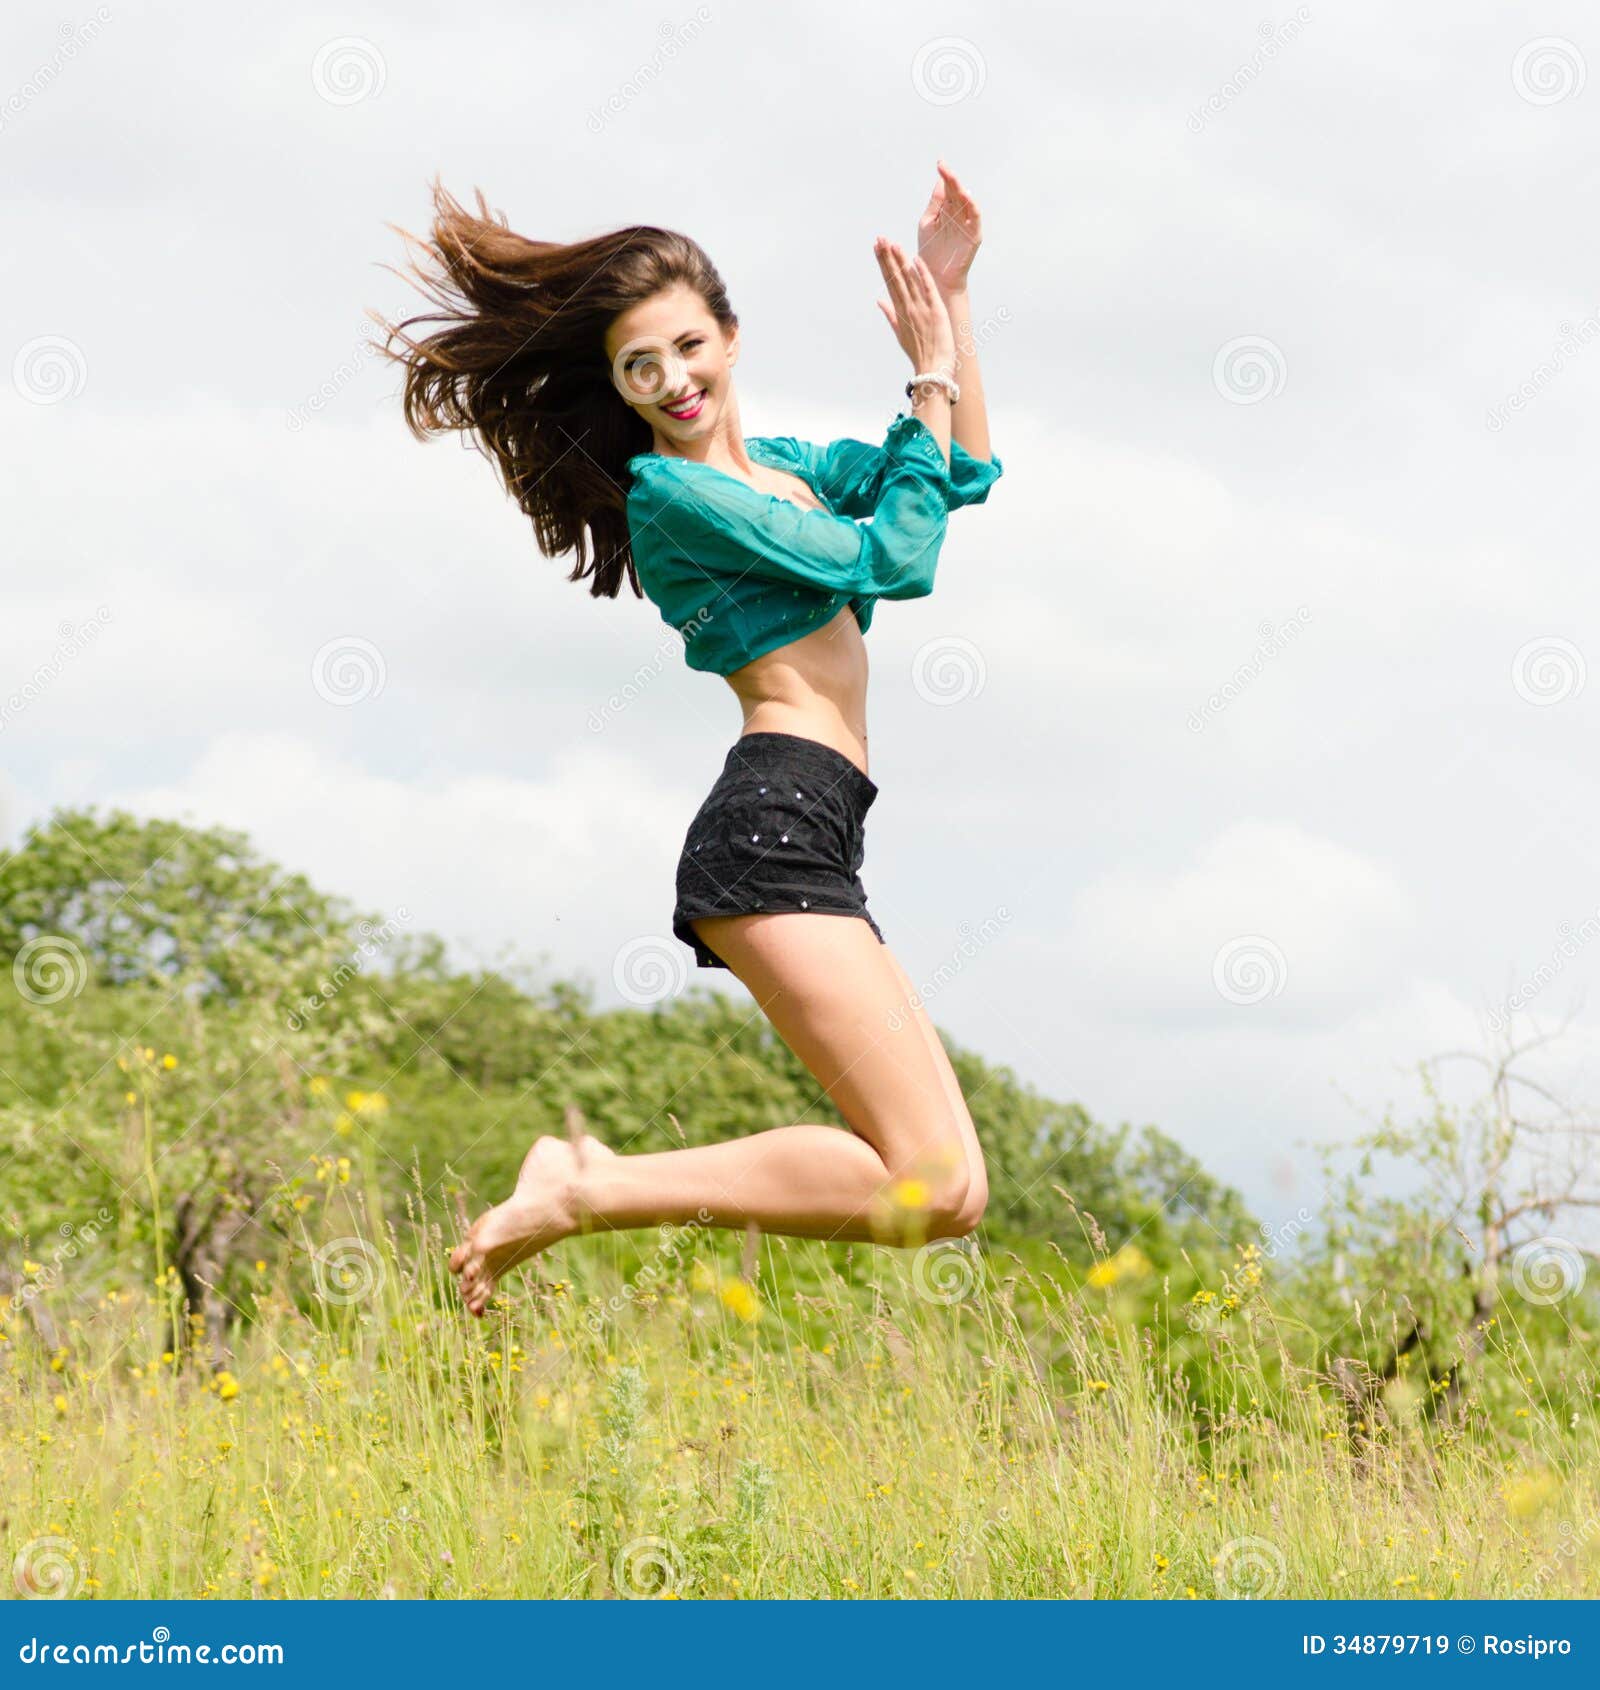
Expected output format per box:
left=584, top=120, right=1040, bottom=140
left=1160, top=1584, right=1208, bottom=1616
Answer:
left=624, top=411, right=1003, bottom=676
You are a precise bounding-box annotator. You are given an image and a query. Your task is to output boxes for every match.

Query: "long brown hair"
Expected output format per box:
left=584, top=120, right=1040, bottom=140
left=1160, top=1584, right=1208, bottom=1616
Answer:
left=370, top=177, right=737, bottom=599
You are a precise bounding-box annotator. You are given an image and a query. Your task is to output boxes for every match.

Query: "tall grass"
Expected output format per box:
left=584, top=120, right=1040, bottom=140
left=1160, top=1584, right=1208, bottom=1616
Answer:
left=4, top=1179, right=1594, bottom=1600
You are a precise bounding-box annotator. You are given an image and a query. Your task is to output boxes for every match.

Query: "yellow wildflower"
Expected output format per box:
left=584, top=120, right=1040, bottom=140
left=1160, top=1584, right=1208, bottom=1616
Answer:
left=1504, top=1470, right=1558, bottom=1518
left=1086, top=1242, right=1153, bottom=1288
left=215, top=1371, right=241, bottom=1401
left=719, top=1277, right=760, bottom=1323
left=161, top=1053, right=177, bottom=1070
left=890, top=1177, right=930, bottom=1209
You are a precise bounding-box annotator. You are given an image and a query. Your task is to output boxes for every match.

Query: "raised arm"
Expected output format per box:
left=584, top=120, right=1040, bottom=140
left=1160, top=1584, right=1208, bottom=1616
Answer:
left=630, top=412, right=955, bottom=601
left=917, top=159, right=993, bottom=464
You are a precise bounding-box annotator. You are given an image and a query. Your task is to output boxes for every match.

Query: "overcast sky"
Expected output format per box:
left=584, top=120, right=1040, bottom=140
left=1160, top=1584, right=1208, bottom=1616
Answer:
left=5, top=0, right=1600, bottom=1237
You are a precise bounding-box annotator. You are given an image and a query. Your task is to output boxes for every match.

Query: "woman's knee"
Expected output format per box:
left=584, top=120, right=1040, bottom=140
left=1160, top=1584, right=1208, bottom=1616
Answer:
left=953, top=1162, right=989, bottom=1235
left=906, top=1152, right=986, bottom=1240
left=924, top=1171, right=986, bottom=1238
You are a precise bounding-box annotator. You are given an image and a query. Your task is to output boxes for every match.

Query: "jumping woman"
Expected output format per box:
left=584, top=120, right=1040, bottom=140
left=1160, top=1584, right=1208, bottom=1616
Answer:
left=374, top=160, right=1004, bottom=1316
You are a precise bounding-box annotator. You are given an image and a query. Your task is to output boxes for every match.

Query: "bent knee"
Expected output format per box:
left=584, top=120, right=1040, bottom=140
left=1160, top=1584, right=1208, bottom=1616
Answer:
left=886, top=1133, right=988, bottom=1240
left=921, top=1164, right=987, bottom=1240
left=929, top=1179, right=987, bottom=1239
left=955, top=1166, right=989, bottom=1235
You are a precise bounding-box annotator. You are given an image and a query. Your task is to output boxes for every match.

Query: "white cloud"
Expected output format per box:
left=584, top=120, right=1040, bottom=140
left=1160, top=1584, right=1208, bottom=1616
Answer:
left=105, top=731, right=693, bottom=991
left=1067, top=819, right=1416, bottom=1026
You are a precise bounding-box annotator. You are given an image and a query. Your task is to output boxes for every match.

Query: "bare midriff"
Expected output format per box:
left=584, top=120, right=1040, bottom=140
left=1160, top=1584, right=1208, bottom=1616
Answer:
left=703, top=459, right=873, bottom=780
left=724, top=604, right=870, bottom=780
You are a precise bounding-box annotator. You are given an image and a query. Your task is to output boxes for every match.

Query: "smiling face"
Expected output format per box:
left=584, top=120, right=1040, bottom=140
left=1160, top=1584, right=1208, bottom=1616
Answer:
left=604, top=282, right=739, bottom=452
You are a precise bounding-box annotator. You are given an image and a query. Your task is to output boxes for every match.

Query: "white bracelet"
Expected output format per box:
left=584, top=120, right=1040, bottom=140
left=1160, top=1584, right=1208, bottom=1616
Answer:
left=905, top=370, right=960, bottom=405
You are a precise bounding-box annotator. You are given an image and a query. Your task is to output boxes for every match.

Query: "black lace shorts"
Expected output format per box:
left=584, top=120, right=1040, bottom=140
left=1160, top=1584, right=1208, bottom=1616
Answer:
left=672, top=731, right=886, bottom=969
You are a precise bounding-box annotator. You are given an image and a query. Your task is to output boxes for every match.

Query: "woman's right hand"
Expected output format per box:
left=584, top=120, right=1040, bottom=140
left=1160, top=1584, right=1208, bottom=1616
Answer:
left=874, top=238, right=956, bottom=377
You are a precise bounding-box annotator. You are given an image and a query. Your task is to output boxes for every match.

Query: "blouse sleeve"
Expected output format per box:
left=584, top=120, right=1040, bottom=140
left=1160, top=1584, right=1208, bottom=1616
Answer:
left=779, top=423, right=1004, bottom=517
left=632, top=412, right=954, bottom=601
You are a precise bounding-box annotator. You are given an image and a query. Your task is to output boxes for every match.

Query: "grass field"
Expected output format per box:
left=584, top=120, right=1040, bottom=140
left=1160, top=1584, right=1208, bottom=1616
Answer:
left=5, top=1181, right=1594, bottom=1601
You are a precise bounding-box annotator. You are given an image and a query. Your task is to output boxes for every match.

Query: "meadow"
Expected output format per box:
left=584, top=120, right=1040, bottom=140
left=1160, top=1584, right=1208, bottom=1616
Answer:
left=2, top=809, right=1597, bottom=1599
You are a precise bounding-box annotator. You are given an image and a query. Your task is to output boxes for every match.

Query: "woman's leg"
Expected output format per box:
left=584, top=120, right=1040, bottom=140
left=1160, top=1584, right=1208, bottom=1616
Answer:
left=449, top=911, right=987, bottom=1315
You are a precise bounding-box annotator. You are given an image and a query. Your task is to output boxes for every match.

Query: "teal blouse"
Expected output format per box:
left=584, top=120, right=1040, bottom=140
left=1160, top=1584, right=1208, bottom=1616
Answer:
left=625, top=411, right=1003, bottom=676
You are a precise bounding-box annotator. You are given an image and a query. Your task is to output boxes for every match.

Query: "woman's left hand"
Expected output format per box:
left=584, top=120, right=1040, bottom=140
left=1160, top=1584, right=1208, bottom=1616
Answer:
left=917, top=159, right=982, bottom=294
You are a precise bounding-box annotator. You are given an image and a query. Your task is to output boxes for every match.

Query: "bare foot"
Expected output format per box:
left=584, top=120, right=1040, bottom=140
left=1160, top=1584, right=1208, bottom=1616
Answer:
left=448, top=1134, right=612, bottom=1318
